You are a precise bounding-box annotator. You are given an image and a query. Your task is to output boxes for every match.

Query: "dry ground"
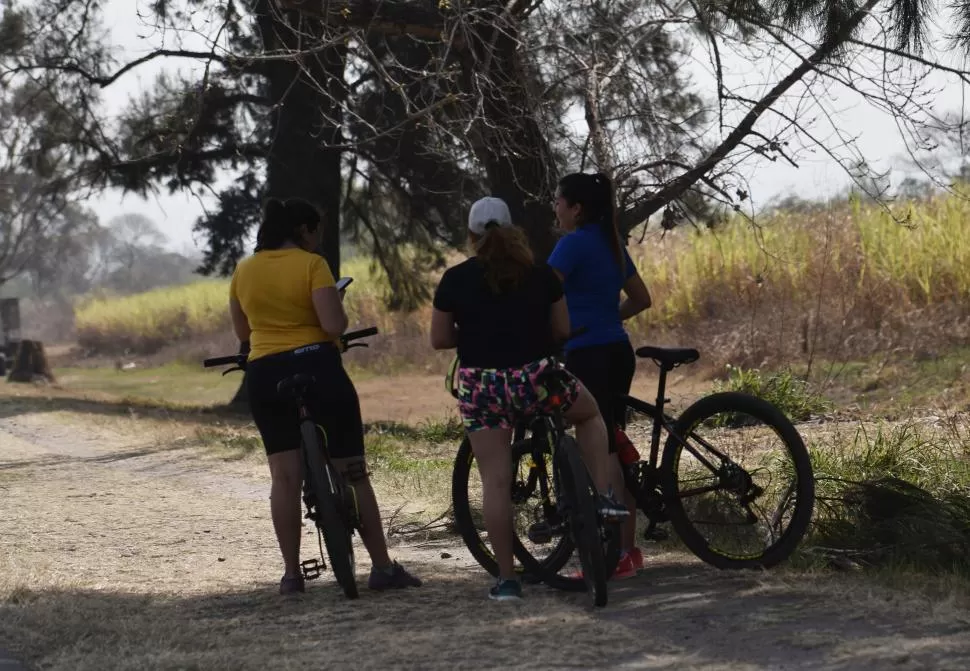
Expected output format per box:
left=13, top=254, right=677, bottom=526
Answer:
left=2, top=379, right=970, bottom=670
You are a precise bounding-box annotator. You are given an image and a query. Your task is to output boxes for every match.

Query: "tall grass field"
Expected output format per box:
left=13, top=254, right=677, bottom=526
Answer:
left=74, top=191, right=970, bottom=370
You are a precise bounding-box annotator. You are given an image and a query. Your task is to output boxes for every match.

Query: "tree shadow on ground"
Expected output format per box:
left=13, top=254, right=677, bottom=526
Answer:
left=603, top=560, right=970, bottom=670
left=0, top=390, right=445, bottom=438
left=0, top=387, right=247, bottom=425
left=3, top=558, right=970, bottom=670
left=0, top=442, right=200, bottom=473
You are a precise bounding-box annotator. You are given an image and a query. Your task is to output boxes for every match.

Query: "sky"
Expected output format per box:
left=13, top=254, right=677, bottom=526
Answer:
left=89, top=1, right=970, bottom=252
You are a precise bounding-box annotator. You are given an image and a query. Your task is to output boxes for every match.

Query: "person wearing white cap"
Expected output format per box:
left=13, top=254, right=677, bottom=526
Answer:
left=430, top=196, right=629, bottom=601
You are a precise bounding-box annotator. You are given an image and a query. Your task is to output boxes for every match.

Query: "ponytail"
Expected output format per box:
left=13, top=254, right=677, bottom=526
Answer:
left=254, top=197, right=322, bottom=252
left=558, top=171, right=624, bottom=275
left=472, top=223, right=535, bottom=293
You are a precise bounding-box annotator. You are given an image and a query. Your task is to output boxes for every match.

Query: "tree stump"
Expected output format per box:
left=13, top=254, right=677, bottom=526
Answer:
left=7, top=340, right=55, bottom=383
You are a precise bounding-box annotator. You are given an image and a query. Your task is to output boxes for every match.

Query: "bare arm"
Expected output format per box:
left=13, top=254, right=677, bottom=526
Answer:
left=430, top=308, right=458, bottom=350
left=312, top=286, right=349, bottom=337
left=550, top=296, right=571, bottom=343
left=229, top=299, right=251, bottom=342
left=619, top=271, right=652, bottom=321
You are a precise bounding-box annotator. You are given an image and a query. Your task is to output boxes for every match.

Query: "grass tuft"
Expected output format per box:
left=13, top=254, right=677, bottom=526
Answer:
left=806, top=417, right=970, bottom=574
left=714, top=365, right=832, bottom=421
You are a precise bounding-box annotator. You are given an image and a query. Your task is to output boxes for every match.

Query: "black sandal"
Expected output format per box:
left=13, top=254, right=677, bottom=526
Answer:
left=279, top=575, right=306, bottom=595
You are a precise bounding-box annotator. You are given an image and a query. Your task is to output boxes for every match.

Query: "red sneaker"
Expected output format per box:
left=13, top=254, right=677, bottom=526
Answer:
left=613, top=552, right=638, bottom=579
left=570, top=550, right=640, bottom=581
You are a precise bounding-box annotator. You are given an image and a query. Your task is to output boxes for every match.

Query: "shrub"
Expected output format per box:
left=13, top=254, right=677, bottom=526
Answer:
left=713, top=364, right=831, bottom=421
left=806, top=419, right=970, bottom=573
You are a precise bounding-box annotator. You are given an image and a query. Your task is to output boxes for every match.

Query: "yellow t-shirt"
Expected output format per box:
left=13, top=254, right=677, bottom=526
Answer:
left=229, top=248, right=337, bottom=361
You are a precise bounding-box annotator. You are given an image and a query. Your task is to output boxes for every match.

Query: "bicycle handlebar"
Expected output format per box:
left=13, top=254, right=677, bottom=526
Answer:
left=203, top=354, right=245, bottom=368
left=203, top=326, right=379, bottom=370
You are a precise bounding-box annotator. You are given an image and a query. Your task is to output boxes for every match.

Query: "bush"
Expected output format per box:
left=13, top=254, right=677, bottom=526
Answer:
left=806, top=419, right=970, bottom=574
left=713, top=364, right=831, bottom=421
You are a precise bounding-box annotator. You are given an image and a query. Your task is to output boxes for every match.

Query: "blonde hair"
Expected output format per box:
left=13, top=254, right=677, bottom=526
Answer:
left=469, top=223, right=534, bottom=293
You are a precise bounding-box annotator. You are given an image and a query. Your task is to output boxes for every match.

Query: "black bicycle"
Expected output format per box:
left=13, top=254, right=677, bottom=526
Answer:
left=449, top=356, right=621, bottom=607
left=204, top=318, right=378, bottom=599
left=451, top=343, right=815, bottom=585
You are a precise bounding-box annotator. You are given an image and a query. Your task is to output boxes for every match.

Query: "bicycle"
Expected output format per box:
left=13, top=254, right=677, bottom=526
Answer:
left=448, top=354, right=621, bottom=607
left=451, top=343, right=815, bottom=587
left=203, top=316, right=378, bottom=600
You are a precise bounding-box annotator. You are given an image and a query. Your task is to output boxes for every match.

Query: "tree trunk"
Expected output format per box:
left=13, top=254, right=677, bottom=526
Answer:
left=229, top=4, right=348, bottom=410
left=259, top=3, right=347, bottom=275
left=7, top=340, right=55, bottom=383
left=458, top=7, right=559, bottom=261
left=279, top=1, right=558, bottom=260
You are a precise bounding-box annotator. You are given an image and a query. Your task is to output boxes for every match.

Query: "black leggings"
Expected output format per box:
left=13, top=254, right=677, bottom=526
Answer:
left=565, top=340, right=636, bottom=453
left=246, top=343, right=365, bottom=458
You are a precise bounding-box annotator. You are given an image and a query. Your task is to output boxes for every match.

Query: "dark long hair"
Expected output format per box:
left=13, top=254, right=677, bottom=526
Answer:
left=469, top=223, right=535, bottom=294
left=254, top=197, right=322, bottom=251
left=557, top=171, right=624, bottom=274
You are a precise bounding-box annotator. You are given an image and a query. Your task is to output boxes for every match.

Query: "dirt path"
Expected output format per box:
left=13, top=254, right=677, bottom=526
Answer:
left=2, top=406, right=970, bottom=670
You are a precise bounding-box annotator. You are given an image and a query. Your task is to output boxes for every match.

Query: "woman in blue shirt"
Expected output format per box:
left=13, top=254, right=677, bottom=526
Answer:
left=548, top=172, right=653, bottom=579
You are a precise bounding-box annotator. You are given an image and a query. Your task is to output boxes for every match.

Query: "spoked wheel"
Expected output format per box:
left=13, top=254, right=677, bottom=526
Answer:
left=451, top=419, right=574, bottom=582
left=660, top=391, right=815, bottom=569
left=550, top=435, right=617, bottom=608
left=302, top=423, right=359, bottom=599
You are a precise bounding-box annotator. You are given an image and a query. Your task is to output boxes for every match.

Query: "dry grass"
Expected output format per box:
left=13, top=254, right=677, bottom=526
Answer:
left=66, top=191, right=970, bottom=377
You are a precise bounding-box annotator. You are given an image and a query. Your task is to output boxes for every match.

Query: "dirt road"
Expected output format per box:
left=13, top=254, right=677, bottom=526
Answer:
left=2, top=395, right=970, bottom=670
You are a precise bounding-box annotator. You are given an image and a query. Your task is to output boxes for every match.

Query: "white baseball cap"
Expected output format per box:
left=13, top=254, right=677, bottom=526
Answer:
left=468, top=196, right=512, bottom=235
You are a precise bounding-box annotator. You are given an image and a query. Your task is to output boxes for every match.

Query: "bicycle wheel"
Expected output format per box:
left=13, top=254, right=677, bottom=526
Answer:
left=301, top=422, right=359, bottom=599
left=660, top=391, right=814, bottom=570
left=556, top=435, right=610, bottom=607
left=451, top=421, right=574, bottom=582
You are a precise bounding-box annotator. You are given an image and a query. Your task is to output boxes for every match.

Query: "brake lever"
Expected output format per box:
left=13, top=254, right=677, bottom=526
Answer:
left=344, top=343, right=368, bottom=350
left=222, top=366, right=244, bottom=376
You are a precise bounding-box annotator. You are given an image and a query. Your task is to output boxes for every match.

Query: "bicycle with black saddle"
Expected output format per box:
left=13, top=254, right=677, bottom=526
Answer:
left=452, top=342, right=815, bottom=588
left=203, top=303, right=377, bottom=600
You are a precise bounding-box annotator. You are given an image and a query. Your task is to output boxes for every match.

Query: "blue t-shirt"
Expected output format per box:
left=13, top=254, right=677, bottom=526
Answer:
left=547, top=224, right=635, bottom=351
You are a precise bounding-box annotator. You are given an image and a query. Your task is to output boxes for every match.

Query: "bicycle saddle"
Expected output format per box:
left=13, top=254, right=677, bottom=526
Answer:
left=635, top=346, right=700, bottom=369
left=277, top=373, right=316, bottom=398
left=535, top=365, right=574, bottom=396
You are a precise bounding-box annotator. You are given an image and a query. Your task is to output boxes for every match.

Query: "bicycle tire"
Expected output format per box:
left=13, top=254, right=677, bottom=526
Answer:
left=451, top=433, right=574, bottom=581
left=557, top=435, right=609, bottom=607
left=660, top=391, right=815, bottom=570
left=301, top=422, right=359, bottom=599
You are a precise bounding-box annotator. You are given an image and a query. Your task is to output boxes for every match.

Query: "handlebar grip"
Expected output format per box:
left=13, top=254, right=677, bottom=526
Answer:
left=342, top=326, right=379, bottom=341
left=204, top=355, right=246, bottom=368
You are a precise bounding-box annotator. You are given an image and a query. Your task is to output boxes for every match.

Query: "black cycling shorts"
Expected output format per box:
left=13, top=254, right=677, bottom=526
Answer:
left=565, top=339, right=635, bottom=453
left=245, top=342, right=366, bottom=458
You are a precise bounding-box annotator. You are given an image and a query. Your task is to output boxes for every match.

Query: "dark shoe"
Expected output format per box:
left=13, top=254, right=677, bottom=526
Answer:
left=368, top=561, right=422, bottom=591
left=598, top=493, right=631, bottom=521
left=488, top=578, right=523, bottom=601
left=280, top=575, right=305, bottom=595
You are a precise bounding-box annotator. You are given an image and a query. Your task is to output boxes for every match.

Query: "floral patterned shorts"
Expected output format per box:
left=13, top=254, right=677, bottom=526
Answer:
left=456, top=357, right=580, bottom=432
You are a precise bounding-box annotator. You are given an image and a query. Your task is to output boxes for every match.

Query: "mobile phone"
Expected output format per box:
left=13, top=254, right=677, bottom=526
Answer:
left=336, top=277, right=353, bottom=292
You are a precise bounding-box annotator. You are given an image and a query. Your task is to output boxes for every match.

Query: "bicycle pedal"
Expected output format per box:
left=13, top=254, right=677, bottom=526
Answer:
left=301, top=558, right=325, bottom=581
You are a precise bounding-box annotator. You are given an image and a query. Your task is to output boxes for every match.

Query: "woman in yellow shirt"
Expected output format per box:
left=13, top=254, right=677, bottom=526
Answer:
left=229, top=197, right=421, bottom=595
